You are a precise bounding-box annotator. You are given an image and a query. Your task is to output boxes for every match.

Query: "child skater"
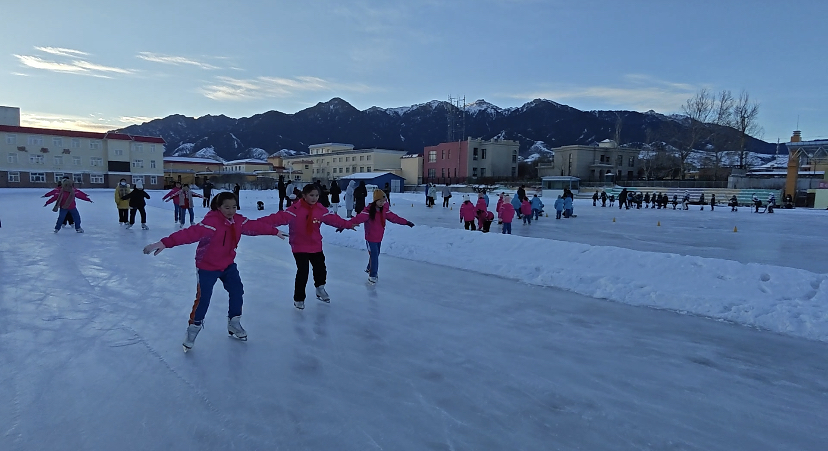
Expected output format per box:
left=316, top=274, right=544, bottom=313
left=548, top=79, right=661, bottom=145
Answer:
left=44, top=180, right=75, bottom=228
left=475, top=192, right=488, bottom=230
left=162, top=181, right=182, bottom=223
left=348, top=189, right=414, bottom=284
left=257, top=184, right=355, bottom=310
left=521, top=197, right=533, bottom=225
left=115, top=178, right=131, bottom=226
left=121, top=179, right=151, bottom=229
left=167, top=184, right=203, bottom=228
left=554, top=195, right=564, bottom=219
left=142, top=192, right=286, bottom=351
left=460, top=195, right=476, bottom=230
left=44, top=179, right=92, bottom=233
left=500, top=195, right=515, bottom=234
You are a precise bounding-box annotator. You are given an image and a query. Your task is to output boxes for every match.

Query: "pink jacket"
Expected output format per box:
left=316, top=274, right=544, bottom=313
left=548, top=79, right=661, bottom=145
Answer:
left=475, top=198, right=487, bottom=214
left=496, top=198, right=504, bottom=217
left=500, top=204, right=515, bottom=223
left=520, top=200, right=532, bottom=216
left=160, top=210, right=283, bottom=271
left=350, top=203, right=409, bottom=243
left=162, top=187, right=181, bottom=201
left=44, top=188, right=92, bottom=210
left=459, top=201, right=476, bottom=221
left=258, top=199, right=351, bottom=253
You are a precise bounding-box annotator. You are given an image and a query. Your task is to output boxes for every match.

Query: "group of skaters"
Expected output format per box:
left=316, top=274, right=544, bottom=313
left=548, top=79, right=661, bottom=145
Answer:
left=139, top=178, right=414, bottom=351
left=592, top=188, right=778, bottom=213
left=276, top=176, right=395, bottom=220
left=456, top=184, right=573, bottom=235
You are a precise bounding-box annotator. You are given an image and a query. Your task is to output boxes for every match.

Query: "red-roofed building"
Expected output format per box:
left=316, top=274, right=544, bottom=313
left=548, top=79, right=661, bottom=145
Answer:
left=0, top=108, right=166, bottom=188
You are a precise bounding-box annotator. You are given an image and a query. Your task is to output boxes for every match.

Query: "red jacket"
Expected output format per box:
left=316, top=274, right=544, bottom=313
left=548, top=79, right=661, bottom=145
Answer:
left=459, top=201, right=476, bottom=221
left=350, top=203, right=409, bottom=243
left=44, top=188, right=91, bottom=210
left=520, top=200, right=533, bottom=216
left=500, top=204, right=516, bottom=223
left=258, top=199, right=351, bottom=253
left=160, top=210, right=283, bottom=271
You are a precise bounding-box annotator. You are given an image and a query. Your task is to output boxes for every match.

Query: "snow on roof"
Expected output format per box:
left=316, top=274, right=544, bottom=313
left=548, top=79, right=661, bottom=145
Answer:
left=163, top=156, right=223, bottom=164
left=340, top=171, right=397, bottom=179
left=223, top=159, right=271, bottom=165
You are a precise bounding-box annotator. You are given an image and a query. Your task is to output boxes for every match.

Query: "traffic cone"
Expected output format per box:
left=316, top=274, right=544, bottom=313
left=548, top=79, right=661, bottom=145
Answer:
left=733, top=226, right=738, bottom=232
left=411, top=204, right=413, bottom=207
left=612, top=217, right=616, bottom=222
left=545, top=213, right=548, bottom=217
left=657, top=221, right=661, bottom=226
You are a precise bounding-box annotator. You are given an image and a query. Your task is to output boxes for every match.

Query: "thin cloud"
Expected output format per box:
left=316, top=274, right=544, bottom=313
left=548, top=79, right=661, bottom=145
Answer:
left=20, top=111, right=131, bottom=133
left=136, top=52, right=219, bottom=70
left=11, top=72, right=29, bottom=76
left=34, top=46, right=89, bottom=57
left=200, top=75, right=372, bottom=101
left=73, top=60, right=133, bottom=74
left=13, top=54, right=132, bottom=77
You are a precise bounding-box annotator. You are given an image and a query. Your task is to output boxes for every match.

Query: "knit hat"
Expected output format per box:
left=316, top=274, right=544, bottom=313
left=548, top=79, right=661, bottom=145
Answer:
left=373, top=189, right=386, bottom=202
left=462, top=194, right=470, bottom=202
left=135, top=179, right=144, bottom=189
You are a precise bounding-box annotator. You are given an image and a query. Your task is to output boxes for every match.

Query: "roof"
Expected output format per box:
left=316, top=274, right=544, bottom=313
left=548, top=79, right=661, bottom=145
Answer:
left=164, top=157, right=224, bottom=164
left=223, top=159, right=271, bottom=165
left=340, top=171, right=403, bottom=179
left=308, top=143, right=354, bottom=149
left=0, top=124, right=165, bottom=143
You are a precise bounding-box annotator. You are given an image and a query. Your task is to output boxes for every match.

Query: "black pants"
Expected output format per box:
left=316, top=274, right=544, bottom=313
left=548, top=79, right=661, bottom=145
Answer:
left=63, top=211, right=74, bottom=225
left=279, top=195, right=285, bottom=211
left=293, top=252, right=326, bottom=301
left=203, top=193, right=211, bottom=208
left=118, top=209, right=128, bottom=223
left=129, top=207, right=146, bottom=224
left=443, top=197, right=450, bottom=207
left=464, top=220, right=476, bottom=230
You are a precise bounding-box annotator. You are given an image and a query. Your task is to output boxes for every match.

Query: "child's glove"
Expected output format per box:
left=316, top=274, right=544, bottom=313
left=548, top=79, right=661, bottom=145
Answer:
left=406, top=221, right=415, bottom=227
left=276, top=230, right=287, bottom=240
left=143, top=242, right=166, bottom=256
left=335, top=228, right=344, bottom=233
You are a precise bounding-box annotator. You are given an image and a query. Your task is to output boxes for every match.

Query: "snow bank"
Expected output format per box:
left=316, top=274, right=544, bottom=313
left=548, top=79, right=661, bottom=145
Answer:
left=322, top=225, right=828, bottom=343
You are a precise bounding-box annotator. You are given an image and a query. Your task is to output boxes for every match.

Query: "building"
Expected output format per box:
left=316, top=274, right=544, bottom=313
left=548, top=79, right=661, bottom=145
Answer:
left=1, top=107, right=165, bottom=188
left=285, top=143, right=407, bottom=183
left=785, top=130, right=828, bottom=208
left=422, top=137, right=519, bottom=184
left=337, top=172, right=406, bottom=194
left=550, top=139, right=640, bottom=182
left=163, top=156, right=224, bottom=187
left=222, top=159, right=273, bottom=174
left=400, top=153, right=423, bottom=186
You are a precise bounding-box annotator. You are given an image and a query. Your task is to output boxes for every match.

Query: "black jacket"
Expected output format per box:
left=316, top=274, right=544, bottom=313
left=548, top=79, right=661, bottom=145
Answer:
left=329, top=183, right=342, bottom=203
left=354, top=184, right=367, bottom=212
left=122, top=188, right=150, bottom=208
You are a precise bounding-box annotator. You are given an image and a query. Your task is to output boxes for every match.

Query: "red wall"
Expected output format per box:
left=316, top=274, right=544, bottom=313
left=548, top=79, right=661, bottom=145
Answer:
left=422, top=141, right=468, bottom=183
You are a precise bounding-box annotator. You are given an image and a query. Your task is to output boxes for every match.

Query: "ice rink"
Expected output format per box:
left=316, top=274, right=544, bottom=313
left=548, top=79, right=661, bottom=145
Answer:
left=1, top=188, right=826, bottom=450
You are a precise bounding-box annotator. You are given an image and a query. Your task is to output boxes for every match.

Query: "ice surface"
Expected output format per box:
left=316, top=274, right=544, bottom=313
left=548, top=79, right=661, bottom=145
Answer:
left=1, top=188, right=827, bottom=450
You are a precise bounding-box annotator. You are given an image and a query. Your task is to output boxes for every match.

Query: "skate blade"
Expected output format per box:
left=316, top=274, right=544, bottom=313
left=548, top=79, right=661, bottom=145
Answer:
left=316, top=296, right=330, bottom=303
left=183, top=345, right=192, bottom=352
left=228, top=331, right=248, bottom=341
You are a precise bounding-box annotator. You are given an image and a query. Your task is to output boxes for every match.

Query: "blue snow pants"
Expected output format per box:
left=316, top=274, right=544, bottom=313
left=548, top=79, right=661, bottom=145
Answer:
left=55, top=208, right=81, bottom=231
left=366, top=241, right=381, bottom=278
left=189, top=263, right=244, bottom=325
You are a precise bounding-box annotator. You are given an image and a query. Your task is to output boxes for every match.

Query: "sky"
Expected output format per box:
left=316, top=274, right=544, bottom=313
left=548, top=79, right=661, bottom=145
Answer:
left=1, top=0, right=826, bottom=143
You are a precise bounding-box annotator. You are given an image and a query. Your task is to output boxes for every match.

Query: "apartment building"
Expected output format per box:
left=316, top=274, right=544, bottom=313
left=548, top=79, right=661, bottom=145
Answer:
left=285, top=143, right=406, bottom=183
left=0, top=124, right=165, bottom=189
left=551, top=139, right=640, bottom=182
left=423, top=137, right=519, bottom=183
left=401, top=153, right=423, bottom=185
left=163, top=156, right=224, bottom=187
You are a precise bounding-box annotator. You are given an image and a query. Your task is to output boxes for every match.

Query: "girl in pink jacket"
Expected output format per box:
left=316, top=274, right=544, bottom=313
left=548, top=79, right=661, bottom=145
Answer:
left=475, top=193, right=488, bottom=230
left=348, top=189, right=414, bottom=284
left=143, top=192, right=286, bottom=351
left=496, top=193, right=505, bottom=224
left=162, top=182, right=182, bottom=223
left=44, top=179, right=92, bottom=233
left=521, top=198, right=533, bottom=225
left=500, top=195, right=515, bottom=234
left=459, top=195, right=476, bottom=230
left=257, top=184, right=354, bottom=309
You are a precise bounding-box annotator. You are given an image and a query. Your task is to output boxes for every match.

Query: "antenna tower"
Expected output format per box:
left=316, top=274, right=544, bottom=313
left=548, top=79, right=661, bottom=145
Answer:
left=446, top=95, right=466, bottom=143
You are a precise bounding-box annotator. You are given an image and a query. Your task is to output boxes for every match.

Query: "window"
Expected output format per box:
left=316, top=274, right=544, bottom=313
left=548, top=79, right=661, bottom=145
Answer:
left=448, top=149, right=451, bottom=159
left=8, top=171, right=20, bottom=182
left=360, top=167, right=364, bottom=172
left=150, top=144, right=156, bottom=153
left=90, top=157, right=103, bottom=166
left=29, top=172, right=46, bottom=182
left=7, top=152, right=17, bottom=163
left=616, top=155, right=623, bottom=166
left=511, top=152, right=517, bottom=163
left=90, top=140, right=101, bottom=150
left=90, top=174, right=104, bottom=184
left=628, top=157, right=635, bottom=168
left=441, top=168, right=445, bottom=177
left=473, top=148, right=478, bottom=160
left=71, top=138, right=80, bottom=149
left=366, top=166, right=371, bottom=172
left=73, top=173, right=83, bottom=183
left=441, top=150, right=445, bottom=159
left=6, top=134, right=16, bottom=145
left=30, top=154, right=44, bottom=164
left=481, top=149, right=486, bottom=160
left=52, top=137, right=62, bottom=147
left=150, top=176, right=157, bottom=185
left=72, top=156, right=81, bottom=165
left=346, top=167, right=350, bottom=173
left=481, top=168, right=486, bottom=177
left=472, top=167, right=478, bottom=177
left=132, top=143, right=143, bottom=152
left=428, top=168, right=436, bottom=178
left=28, top=136, right=43, bottom=146
left=150, top=160, right=156, bottom=169
left=345, top=157, right=350, bottom=162
left=54, top=172, right=65, bottom=182
left=428, top=150, right=436, bottom=163
left=114, top=149, right=124, bottom=156
left=132, top=175, right=144, bottom=185
left=304, top=165, right=309, bottom=169
left=53, top=156, right=63, bottom=165
left=360, top=156, right=364, bottom=161
left=366, top=155, right=371, bottom=161
left=511, top=167, right=517, bottom=177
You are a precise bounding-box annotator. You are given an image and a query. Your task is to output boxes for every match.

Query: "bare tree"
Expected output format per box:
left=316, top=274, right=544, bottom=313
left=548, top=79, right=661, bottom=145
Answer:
left=613, top=112, right=623, bottom=146
left=732, top=90, right=763, bottom=169
left=709, top=90, right=736, bottom=180
left=679, top=89, right=715, bottom=179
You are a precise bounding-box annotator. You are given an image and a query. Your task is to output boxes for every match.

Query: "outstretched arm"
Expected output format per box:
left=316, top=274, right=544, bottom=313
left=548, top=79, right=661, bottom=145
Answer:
left=255, top=210, right=295, bottom=228
left=240, top=216, right=287, bottom=239
left=155, top=223, right=213, bottom=250
left=321, top=211, right=355, bottom=230
left=385, top=210, right=411, bottom=227
left=75, top=190, right=93, bottom=203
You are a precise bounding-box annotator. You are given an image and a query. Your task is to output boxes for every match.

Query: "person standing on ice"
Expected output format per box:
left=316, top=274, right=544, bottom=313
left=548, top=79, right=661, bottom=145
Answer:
left=442, top=183, right=452, bottom=208
left=709, top=194, right=716, bottom=211
left=496, top=192, right=505, bottom=224
left=344, top=180, right=356, bottom=218
left=460, top=195, right=476, bottom=230
left=427, top=183, right=437, bottom=207
left=600, top=190, right=607, bottom=207
left=475, top=192, right=488, bottom=229
left=563, top=195, right=574, bottom=218
left=170, top=184, right=203, bottom=228
left=347, top=189, right=414, bottom=284
left=114, top=178, right=131, bottom=226
left=354, top=181, right=367, bottom=214
left=554, top=195, right=564, bottom=219
left=162, top=182, right=182, bottom=223
left=45, top=179, right=92, bottom=233
left=521, top=197, right=533, bottom=225
left=729, top=195, right=738, bottom=212
left=530, top=194, right=544, bottom=220
left=43, top=180, right=76, bottom=228
left=329, top=180, right=342, bottom=214
left=682, top=191, right=691, bottom=210
left=500, top=195, right=515, bottom=234
left=233, top=183, right=241, bottom=209
left=510, top=190, right=523, bottom=219
left=752, top=194, right=762, bottom=213
left=143, top=192, right=287, bottom=351
left=767, top=193, right=776, bottom=213
left=285, top=180, right=296, bottom=208
left=699, top=193, right=706, bottom=211
left=256, top=184, right=355, bottom=310
left=618, top=188, right=628, bottom=210
left=121, top=179, right=151, bottom=229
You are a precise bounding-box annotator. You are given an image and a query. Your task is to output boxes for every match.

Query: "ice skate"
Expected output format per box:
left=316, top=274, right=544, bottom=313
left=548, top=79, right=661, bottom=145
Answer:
left=227, top=316, right=247, bottom=341
left=125, top=223, right=133, bottom=229
left=368, top=276, right=378, bottom=285
left=182, top=323, right=203, bottom=352
left=315, top=285, right=330, bottom=303
left=75, top=228, right=84, bottom=233
left=141, top=224, right=149, bottom=230
left=294, top=300, right=305, bottom=310
left=53, top=229, right=59, bottom=233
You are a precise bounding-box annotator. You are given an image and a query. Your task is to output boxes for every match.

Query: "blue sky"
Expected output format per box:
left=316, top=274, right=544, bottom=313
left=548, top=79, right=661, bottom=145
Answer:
left=1, top=0, right=826, bottom=143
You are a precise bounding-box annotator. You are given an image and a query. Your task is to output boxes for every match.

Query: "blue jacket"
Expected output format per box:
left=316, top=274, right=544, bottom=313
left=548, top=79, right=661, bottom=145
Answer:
left=563, top=197, right=573, bottom=210
left=483, top=193, right=490, bottom=207
left=511, top=194, right=522, bottom=211
left=530, top=197, right=544, bottom=210
left=554, top=198, right=564, bottom=211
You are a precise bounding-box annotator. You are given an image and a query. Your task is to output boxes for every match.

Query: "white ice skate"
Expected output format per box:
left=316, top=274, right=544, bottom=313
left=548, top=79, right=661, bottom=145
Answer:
left=294, top=300, right=305, bottom=310
left=183, top=323, right=203, bottom=352
left=368, top=276, right=378, bottom=285
left=76, top=228, right=84, bottom=233
left=227, top=316, right=247, bottom=341
left=315, top=285, right=330, bottom=303
left=125, top=223, right=133, bottom=229
left=141, top=224, right=149, bottom=230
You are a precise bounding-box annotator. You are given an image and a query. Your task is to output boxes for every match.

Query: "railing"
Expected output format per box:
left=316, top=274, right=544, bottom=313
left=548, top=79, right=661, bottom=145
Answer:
left=616, top=180, right=728, bottom=189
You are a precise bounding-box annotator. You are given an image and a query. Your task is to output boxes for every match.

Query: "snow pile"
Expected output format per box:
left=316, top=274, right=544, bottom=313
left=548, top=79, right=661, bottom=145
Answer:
left=322, top=225, right=828, bottom=342
left=171, top=142, right=195, bottom=156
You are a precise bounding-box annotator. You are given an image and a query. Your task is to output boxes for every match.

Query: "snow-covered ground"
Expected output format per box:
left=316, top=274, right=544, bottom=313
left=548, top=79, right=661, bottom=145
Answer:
left=1, top=188, right=827, bottom=450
